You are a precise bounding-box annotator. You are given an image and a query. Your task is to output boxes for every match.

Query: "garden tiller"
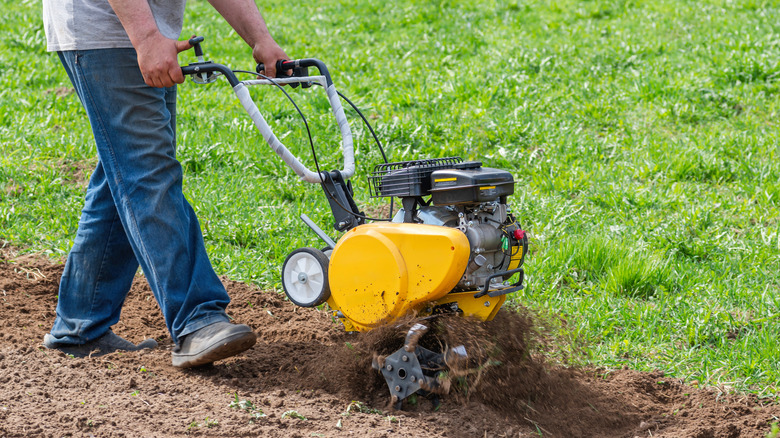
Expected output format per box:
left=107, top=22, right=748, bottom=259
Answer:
left=181, top=37, right=529, bottom=406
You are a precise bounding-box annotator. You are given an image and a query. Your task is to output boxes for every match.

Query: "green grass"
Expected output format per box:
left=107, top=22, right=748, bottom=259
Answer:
left=2, top=0, right=780, bottom=395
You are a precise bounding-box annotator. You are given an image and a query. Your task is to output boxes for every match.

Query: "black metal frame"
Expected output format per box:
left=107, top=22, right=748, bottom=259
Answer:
left=473, top=267, right=525, bottom=299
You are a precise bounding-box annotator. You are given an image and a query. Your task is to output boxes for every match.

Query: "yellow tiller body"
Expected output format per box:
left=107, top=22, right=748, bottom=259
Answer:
left=326, top=223, right=472, bottom=331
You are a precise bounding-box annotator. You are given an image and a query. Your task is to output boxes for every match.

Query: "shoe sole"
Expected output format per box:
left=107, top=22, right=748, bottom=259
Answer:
left=172, top=330, right=257, bottom=368
left=44, top=333, right=157, bottom=358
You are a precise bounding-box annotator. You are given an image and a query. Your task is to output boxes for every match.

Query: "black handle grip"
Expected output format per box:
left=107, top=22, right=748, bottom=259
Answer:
left=256, top=60, right=303, bottom=88
left=255, top=59, right=295, bottom=75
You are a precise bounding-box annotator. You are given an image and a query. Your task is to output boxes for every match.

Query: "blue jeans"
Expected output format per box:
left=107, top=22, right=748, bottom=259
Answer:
left=48, top=49, right=230, bottom=346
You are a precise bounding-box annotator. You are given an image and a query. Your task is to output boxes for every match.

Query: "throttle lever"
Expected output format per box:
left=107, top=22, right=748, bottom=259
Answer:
left=185, top=36, right=219, bottom=84
left=188, top=36, right=205, bottom=60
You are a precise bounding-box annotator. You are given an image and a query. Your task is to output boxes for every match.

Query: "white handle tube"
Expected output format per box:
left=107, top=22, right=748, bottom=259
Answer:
left=234, top=83, right=325, bottom=183
left=232, top=81, right=355, bottom=183
left=326, top=84, right=355, bottom=179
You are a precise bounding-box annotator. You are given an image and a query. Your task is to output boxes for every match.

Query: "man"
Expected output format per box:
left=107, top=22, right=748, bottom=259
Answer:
left=41, top=0, right=288, bottom=368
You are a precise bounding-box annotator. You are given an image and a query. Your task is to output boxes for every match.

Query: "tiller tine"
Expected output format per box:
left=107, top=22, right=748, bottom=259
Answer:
left=371, top=323, right=467, bottom=410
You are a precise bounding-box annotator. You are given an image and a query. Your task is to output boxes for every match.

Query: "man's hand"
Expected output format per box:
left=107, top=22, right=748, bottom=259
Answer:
left=135, top=34, right=192, bottom=88
left=107, top=0, right=192, bottom=88
left=252, top=38, right=290, bottom=79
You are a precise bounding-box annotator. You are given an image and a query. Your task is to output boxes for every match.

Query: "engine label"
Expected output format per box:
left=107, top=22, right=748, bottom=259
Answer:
left=434, top=177, right=458, bottom=187
left=480, top=185, right=497, bottom=196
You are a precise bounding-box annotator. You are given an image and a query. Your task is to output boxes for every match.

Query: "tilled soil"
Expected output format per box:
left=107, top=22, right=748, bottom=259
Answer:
left=1, top=247, right=778, bottom=437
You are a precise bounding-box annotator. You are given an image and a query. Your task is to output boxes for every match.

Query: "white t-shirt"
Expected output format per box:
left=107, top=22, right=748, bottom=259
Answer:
left=42, top=0, right=186, bottom=51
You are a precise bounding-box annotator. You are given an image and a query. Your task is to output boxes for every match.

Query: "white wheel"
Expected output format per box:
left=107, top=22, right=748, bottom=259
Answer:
left=282, top=247, right=330, bottom=307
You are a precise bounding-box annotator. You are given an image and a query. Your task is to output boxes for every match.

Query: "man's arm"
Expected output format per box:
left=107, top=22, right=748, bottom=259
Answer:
left=206, top=0, right=289, bottom=78
left=107, top=0, right=191, bottom=88
left=108, top=0, right=288, bottom=88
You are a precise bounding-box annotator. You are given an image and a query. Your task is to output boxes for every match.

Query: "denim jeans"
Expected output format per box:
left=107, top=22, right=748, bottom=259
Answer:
left=48, top=49, right=230, bottom=346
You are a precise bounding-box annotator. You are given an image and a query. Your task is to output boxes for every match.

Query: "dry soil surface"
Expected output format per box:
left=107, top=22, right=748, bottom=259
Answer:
left=1, top=248, right=778, bottom=437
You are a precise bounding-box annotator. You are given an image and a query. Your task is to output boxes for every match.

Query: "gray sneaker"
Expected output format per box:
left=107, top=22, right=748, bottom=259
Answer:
left=171, top=322, right=256, bottom=368
left=43, top=331, right=158, bottom=358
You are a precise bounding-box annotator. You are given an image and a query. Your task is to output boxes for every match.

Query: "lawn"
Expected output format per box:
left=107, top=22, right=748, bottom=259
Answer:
left=1, top=0, right=779, bottom=395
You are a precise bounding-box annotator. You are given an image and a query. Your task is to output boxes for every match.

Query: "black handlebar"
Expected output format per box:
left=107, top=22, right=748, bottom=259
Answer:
left=181, top=62, right=239, bottom=86
left=180, top=36, right=334, bottom=88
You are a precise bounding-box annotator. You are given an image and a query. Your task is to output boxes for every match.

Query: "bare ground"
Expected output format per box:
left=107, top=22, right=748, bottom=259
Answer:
left=1, top=248, right=778, bottom=437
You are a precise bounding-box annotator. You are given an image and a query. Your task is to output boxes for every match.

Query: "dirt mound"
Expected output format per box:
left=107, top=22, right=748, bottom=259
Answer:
left=1, top=247, right=778, bottom=437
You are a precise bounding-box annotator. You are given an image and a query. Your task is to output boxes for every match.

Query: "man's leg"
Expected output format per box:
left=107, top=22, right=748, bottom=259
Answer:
left=46, top=49, right=254, bottom=363
left=47, top=160, right=157, bottom=354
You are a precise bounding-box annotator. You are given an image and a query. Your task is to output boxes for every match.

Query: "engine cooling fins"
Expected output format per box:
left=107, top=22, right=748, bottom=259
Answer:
left=371, top=323, right=467, bottom=410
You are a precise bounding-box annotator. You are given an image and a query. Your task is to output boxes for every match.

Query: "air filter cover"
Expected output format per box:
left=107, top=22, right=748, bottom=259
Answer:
left=429, top=162, right=514, bottom=205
